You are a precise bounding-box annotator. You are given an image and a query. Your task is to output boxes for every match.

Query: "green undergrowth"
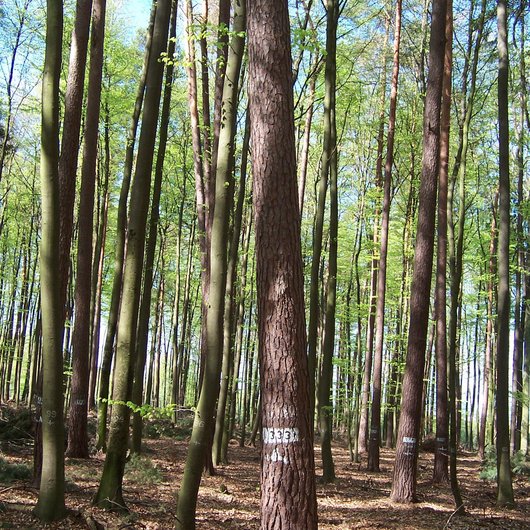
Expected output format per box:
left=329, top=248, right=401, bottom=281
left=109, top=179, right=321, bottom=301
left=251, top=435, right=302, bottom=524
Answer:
left=0, top=456, right=31, bottom=483
left=125, top=454, right=163, bottom=485
left=479, top=446, right=530, bottom=481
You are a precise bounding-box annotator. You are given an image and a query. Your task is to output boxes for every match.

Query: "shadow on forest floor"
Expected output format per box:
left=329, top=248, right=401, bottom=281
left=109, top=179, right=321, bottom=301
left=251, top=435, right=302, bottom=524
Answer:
left=1, top=411, right=529, bottom=529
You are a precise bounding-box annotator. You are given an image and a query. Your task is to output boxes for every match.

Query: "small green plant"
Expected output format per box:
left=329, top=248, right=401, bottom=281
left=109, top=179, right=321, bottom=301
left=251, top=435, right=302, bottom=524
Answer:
left=125, top=454, right=163, bottom=485
left=0, top=456, right=31, bottom=483
left=479, top=445, right=530, bottom=481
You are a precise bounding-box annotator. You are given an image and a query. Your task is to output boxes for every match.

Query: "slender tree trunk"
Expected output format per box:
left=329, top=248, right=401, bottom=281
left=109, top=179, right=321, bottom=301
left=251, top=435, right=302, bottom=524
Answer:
left=297, top=54, right=319, bottom=215
left=175, top=3, right=245, bottom=526
left=316, top=0, right=339, bottom=483
left=368, top=0, right=401, bottom=472
left=213, top=110, right=249, bottom=465
left=93, top=0, right=171, bottom=509
left=58, top=0, right=93, bottom=322
left=433, top=0, right=451, bottom=485
left=478, top=198, right=497, bottom=459
left=495, top=0, right=514, bottom=507
left=67, top=0, right=106, bottom=459
left=96, top=2, right=156, bottom=450
left=511, top=11, right=526, bottom=454
left=88, top=101, right=110, bottom=409
left=131, top=0, right=178, bottom=455
left=390, top=0, right=446, bottom=503
left=34, top=0, right=65, bottom=521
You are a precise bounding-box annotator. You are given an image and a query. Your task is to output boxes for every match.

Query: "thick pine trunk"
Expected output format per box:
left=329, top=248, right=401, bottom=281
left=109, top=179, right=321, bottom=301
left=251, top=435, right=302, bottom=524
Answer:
left=58, top=0, right=93, bottom=322
left=248, top=0, right=317, bottom=527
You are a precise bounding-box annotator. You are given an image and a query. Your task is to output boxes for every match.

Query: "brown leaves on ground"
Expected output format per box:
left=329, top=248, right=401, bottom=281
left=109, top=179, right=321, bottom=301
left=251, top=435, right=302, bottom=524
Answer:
left=1, top=434, right=529, bottom=529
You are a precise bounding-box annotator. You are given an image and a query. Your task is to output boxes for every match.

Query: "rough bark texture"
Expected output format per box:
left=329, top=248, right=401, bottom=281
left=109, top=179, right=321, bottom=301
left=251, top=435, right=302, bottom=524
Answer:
left=34, top=0, right=65, bottom=522
left=58, top=0, right=92, bottom=323
left=390, top=0, right=446, bottom=504
left=67, top=0, right=106, bottom=459
left=249, top=0, right=318, bottom=527
left=433, top=0, right=451, bottom=485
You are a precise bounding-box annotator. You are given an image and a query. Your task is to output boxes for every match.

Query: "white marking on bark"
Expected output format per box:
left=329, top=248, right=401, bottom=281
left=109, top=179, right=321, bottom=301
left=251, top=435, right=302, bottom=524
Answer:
left=262, top=427, right=300, bottom=444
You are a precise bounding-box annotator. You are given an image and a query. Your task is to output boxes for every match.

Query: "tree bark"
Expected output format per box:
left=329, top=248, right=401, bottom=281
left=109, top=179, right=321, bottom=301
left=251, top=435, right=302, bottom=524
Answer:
left=175, top=2, right=245, bottom=526
left=368, top=0, right=401, bottom=472
left=390, top=0, right=446, bottom=504
left=495, top=0, right=515, bottom=507
left=249, top=0, right=317, bottom=527
left=317, top=0, right=339, bottom=483
left=34, top=0, right=65, bottom=521
left=433, top=0, right=452, bottom=485
left=130, top=0, right=178, bottom=455
left=96, top=1, right=156, bottom=451
left=93, top=0, right=171, bottom=509
left=67, top=0, right=106, bottom=459
left=57, top=0, right=93, bottom=324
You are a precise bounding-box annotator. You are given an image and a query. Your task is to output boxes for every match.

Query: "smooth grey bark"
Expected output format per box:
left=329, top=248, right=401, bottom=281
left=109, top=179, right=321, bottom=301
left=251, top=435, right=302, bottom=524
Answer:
left=93, top=0, right=171, bottom=509
left=175, top=2, right=245, bottom=526
left=96, top=1, right=155, bottom=451
left=130, top=0, right=178, bottom=455
left=368, top=0, right=401, bottom=472
left=317, top=0, right=339, bottom=483
left=34, top=0, right=65, bottom=522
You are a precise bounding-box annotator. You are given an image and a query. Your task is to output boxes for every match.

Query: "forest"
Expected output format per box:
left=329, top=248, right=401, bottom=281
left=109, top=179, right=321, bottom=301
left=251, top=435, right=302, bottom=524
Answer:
left=0, top=0, right=529, bottom=528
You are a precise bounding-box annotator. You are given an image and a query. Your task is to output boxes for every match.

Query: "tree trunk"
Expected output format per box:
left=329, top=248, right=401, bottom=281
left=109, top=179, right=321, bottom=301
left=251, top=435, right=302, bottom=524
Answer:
left=130, top=0, right=178, bottom=455
left=390, top=0, right=446, bottom=504
left=478, top=197, right=497, bottom=459
left=368, top=0, right=401, bottom=472
left=495, top=0, right=514, bottom=507
left=57, top=0, right=93, bottom=324
left=93, top=0, right=171, bottom=509
left=175, top=3, right=245, bottom=526
left=96, top=2, right=156, bottom=451
left=248, top=0, right=317, bottom=526
left=433, top=0, right=452, bottom=485
left=34, top=0, right=65, bottom=521
left=317, top=0, right=339, bottom=483
left=67, top=0, right=106, bottom=459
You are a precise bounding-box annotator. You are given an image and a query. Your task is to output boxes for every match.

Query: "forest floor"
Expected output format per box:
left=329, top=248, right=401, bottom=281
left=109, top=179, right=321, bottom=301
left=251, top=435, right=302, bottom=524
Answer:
left=1, top=410, right=529, bottom=529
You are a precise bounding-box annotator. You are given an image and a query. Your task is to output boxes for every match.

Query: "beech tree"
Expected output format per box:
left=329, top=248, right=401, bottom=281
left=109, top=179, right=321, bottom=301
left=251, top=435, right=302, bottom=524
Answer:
left=93, top=0, right=171, bottom=509
left=248, top=0, right=317, bottom=526
left=34, top=0, right=65, bottom=522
